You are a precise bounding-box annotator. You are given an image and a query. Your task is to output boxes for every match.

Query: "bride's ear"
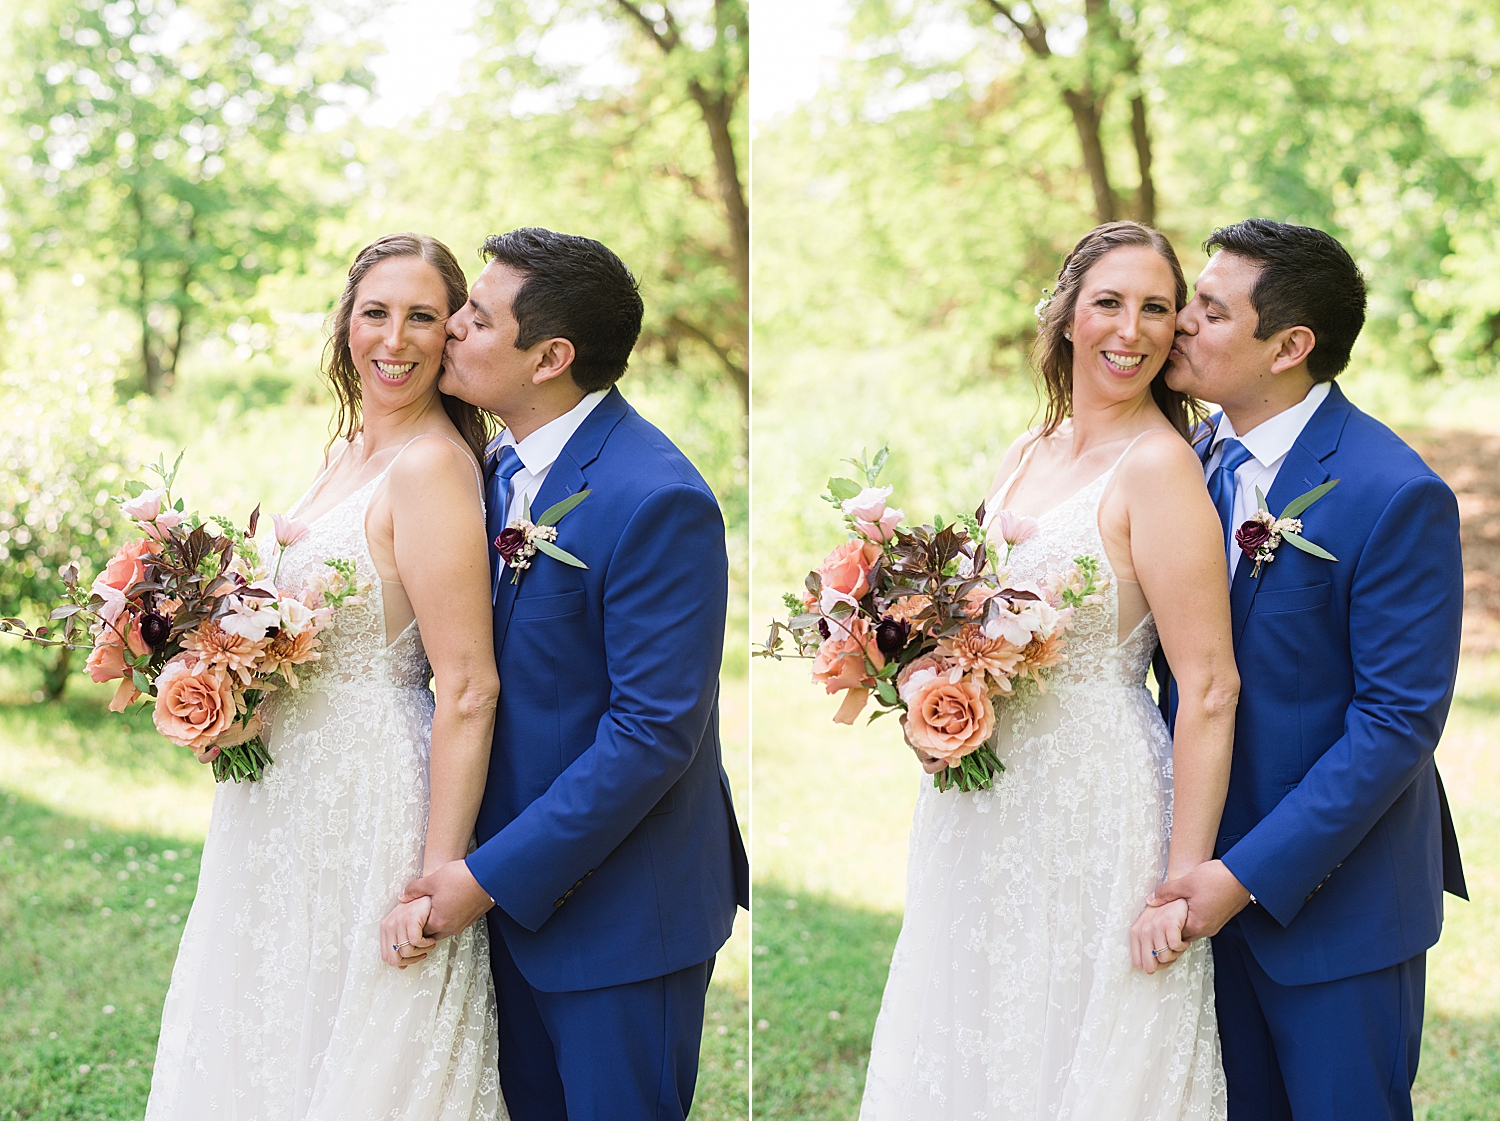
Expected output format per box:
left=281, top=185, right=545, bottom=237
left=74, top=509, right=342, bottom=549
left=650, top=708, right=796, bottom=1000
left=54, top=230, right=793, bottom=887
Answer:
left=531, top=338, right=577, bottom=386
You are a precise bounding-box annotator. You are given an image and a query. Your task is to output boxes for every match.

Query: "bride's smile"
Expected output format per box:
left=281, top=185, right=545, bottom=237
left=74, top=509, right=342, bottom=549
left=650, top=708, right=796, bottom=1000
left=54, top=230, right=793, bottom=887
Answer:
left=1067, top=243, right=1177, bottom=402
left=348, top=255, right=451, bottom=403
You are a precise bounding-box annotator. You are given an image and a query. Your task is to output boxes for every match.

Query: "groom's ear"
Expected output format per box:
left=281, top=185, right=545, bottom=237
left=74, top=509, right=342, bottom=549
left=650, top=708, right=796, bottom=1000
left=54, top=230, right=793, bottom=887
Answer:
left=530, top=337, right=577, bottom=386
left=1269, top=325, right=1316, bottom=375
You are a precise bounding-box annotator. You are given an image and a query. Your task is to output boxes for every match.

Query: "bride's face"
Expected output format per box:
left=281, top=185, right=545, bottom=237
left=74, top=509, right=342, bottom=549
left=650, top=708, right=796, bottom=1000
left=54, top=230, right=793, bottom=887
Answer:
left=1066, top=246, right=1178, bottom=408
left=347, top=256, right=451, bottom=411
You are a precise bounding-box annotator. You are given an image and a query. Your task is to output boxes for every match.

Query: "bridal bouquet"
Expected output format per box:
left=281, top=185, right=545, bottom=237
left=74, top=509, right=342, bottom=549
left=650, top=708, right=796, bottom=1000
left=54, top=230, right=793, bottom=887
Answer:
left=758, top=448, right=1107, bottom=793
left=1, top=454, right=367, bottom=782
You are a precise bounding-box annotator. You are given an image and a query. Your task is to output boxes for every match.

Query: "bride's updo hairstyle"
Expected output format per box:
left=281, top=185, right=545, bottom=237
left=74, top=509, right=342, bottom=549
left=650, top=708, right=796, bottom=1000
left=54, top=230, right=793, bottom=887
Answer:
left=1032, top=221, right=1205, bottom=443
left=323, top=233, right=494, bottom=462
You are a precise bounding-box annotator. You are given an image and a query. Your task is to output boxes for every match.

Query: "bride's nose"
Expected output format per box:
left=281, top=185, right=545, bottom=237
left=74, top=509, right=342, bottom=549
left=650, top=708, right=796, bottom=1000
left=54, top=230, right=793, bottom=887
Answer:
left=1117, top=308, right=1143, bottom=345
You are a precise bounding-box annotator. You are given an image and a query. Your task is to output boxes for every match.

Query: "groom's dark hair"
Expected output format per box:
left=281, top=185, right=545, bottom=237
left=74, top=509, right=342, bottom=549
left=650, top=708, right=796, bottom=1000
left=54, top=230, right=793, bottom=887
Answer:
left=1204, top=219, right=1367, bottom=381
left=482, top=228, right=644, bottom=392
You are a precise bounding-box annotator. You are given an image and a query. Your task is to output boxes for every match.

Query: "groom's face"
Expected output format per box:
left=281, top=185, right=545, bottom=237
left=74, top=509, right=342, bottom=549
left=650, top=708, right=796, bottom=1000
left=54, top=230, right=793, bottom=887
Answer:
left=1166, top=251, right=1281, bottom=412
left=439, top=262, right=532, bottom=414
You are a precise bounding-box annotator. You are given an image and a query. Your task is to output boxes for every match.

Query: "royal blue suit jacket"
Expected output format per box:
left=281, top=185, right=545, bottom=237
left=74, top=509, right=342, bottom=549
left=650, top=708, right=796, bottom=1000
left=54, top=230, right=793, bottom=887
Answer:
left=1161, top=381, right=1466, bottom=986
left=466, top=387, right=749, bottom=993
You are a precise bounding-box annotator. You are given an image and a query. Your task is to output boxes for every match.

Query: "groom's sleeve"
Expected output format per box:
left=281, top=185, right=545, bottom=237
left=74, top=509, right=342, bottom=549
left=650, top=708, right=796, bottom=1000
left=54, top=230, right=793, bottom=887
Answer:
left=1222, top=474, right=1463, bottom=927
left=467, top=481, right=728, bottom=932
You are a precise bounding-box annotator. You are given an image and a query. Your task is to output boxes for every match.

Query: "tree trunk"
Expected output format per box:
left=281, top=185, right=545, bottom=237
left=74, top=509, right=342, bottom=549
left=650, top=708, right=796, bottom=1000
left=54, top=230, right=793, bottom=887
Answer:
left=1060, top=87, right=1118, bottom=224
left=1130, top=93, right=1156, bottom=226
left=688, top=82, right=750, bottom=312
left=163, top=212, right=197, bottom=384
left=130, top=189, right=163, bottom=395
left=44, top=644, right=71, bottom=701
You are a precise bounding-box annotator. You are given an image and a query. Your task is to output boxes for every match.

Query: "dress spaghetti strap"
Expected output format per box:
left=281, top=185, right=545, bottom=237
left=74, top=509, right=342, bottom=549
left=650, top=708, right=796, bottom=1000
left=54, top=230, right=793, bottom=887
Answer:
left=384, top=433, right=487, bottom=517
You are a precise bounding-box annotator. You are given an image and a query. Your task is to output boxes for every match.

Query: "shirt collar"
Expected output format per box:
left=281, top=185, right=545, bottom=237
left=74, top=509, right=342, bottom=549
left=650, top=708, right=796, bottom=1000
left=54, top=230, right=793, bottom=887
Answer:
left=1212, top=380, right=1331, bottom=468
left=495, top=389, right=610, bottom=475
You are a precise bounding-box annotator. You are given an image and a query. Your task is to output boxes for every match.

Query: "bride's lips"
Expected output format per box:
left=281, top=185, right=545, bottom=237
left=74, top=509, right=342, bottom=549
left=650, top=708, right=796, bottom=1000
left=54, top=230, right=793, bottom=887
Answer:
left=1100, top=350, right=1147, bottom=375
left=372, top=359, right=418, bottom=383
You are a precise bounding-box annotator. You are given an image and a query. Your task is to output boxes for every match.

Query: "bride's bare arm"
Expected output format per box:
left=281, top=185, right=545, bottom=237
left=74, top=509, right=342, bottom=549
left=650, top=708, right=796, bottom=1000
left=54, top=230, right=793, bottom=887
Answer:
left=387, top=438, right=499, bottom=875
left=1121, top=432, right=1239, bottom=879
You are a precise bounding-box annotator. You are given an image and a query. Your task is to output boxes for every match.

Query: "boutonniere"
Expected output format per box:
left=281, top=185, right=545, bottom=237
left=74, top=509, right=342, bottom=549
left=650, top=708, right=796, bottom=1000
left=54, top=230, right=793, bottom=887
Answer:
left=495, top=490, right=592, bottom=585
left=1235, top=480, right=1340, bottom=577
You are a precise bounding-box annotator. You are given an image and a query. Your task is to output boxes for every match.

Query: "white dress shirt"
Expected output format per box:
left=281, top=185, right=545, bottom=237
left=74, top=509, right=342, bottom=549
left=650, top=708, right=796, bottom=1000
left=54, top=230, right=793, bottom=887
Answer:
left=493, top=389, right=610, bottom=535
left=1204, top=381, right=1330, bottom=579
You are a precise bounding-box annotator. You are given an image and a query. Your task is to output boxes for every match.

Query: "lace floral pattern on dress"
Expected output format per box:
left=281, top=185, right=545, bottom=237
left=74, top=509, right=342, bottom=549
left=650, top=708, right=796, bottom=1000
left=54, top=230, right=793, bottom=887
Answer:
left=146, top=465, right=504, bottom=1121
left=859, top=458, right=1227, bottom=1121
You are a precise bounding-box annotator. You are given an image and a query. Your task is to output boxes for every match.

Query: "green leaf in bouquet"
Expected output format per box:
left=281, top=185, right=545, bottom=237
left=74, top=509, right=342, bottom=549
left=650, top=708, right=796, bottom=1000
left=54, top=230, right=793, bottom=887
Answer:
left=781, top=592, right=805, bottom=613
left=539, top=489, right=592, bottom=526
left=1280, top=478, right=1341, bottom=520
left=805, top=571, right=823, bottom=598
left=867, top=708, right=890, bottom=722
left=876, top=679, right=899, bottom=705
left=532, top=539, right=588, bottom=568
left=49, top=604, right=83, bottom=620
left=132, top=670, right=151, bottom=694
left=124, top=480, right=147, bottom=498
left=1279, top=531, right=1337, bottom=560
left=869, top=446, right=890, bottom=483
left=789, top=613, right=822, bottom=631
left=827, top=477, right=862, bottom=502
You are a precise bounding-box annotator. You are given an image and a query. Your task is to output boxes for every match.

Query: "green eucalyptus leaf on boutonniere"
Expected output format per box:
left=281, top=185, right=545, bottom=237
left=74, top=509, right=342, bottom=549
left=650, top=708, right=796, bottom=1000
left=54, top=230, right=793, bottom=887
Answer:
left=1256, top=485, right=1270, bottom=513
left=1280, top=478, right=1340, bottom=520
left=539, top=490, right=591, bottom=526
left=533, top=538, right=588, bottom=568
left=1279, top=530, right=1337, bottom=560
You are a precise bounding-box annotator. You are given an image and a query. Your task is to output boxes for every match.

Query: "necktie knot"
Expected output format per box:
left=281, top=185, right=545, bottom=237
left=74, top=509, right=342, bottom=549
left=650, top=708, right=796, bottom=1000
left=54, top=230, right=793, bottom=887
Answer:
left=493, top=445, right=524, bottom=484
left=1216, top=438, right=1252, bottom=474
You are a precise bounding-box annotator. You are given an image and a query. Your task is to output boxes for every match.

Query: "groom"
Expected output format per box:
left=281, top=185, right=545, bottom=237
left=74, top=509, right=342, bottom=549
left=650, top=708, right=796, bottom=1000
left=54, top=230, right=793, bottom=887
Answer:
left=1153, top=219, right=1466, bottom=1120
left=406, top=228, right=749, bottom=1119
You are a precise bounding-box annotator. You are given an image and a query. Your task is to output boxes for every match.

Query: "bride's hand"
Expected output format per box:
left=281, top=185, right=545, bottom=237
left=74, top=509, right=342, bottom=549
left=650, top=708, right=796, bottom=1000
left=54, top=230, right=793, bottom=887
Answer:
left=900, top=715, right=947, bottom=775
left=380, top=895, right=437, bottom=969
left=1130, top=896, right=1189, bottom=974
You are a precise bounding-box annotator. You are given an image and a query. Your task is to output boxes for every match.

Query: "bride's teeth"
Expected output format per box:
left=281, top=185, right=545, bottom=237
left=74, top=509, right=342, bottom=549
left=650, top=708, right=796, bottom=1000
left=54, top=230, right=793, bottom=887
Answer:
left=374, top=360, right=416, bottom=377
left=1106, top=353, right=1143, bottom=369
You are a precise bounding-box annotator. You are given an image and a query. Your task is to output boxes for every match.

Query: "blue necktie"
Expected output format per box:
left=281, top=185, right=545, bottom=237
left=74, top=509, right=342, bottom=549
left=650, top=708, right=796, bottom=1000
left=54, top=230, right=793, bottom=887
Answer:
left=1207, top=438, right=1253, bottom=563
left=486, top=445, right=525, bottom=599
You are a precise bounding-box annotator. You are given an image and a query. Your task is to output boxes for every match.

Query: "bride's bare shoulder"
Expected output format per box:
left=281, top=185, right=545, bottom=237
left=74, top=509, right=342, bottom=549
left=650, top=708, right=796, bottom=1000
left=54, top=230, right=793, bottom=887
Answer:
left=1115, top=427, right=1206, bottom=495
left=987, top=425, right=1048, bottom=499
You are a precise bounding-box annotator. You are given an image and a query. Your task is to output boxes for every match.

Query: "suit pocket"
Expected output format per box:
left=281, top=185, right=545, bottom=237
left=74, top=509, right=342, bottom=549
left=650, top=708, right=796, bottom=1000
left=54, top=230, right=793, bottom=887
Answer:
left=1253, top=582, right=1331, bottom=615
left=512, top=590, right=586, bottom=621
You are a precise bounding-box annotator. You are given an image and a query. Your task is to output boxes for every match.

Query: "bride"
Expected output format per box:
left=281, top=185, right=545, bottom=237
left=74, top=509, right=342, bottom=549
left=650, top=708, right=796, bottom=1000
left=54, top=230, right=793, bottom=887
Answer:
left=146, top=234, right=506, bottom=1119
left=860, top=222, right=1239, bottom=1119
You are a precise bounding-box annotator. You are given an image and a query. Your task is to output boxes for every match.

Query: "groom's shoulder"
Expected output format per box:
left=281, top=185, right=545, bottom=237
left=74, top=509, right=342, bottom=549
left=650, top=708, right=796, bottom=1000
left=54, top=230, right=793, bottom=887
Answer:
left=597, top=396, right=716, bottom=499
left=1335, top=390, right=1445, bottom=489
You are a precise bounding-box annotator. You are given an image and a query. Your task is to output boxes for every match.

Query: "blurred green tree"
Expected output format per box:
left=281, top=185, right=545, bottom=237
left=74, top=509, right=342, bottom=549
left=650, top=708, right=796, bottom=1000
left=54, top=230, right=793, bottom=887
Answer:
left=462, top=0, right=748, bottom=408
left=0, top=0, right=373, bottom=393
left=0, top=316, right=140, bottom=698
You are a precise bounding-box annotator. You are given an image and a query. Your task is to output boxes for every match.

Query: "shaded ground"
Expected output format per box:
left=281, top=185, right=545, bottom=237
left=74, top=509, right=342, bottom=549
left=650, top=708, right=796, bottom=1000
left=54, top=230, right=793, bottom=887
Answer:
left=1405, top=428, right=1500, bottom=651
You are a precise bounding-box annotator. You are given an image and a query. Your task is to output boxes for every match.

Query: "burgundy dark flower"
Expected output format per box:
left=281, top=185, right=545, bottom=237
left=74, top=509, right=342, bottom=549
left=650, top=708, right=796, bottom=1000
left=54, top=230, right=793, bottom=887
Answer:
left=140, top=610, right=172, bottom=650
left=874, top=615, right=911, bottom=657
left=817, top=618, right=831, bottom=640
left=494, top=528, right=527, bottom=563
left=1235, top=519, right=1272, bottom=558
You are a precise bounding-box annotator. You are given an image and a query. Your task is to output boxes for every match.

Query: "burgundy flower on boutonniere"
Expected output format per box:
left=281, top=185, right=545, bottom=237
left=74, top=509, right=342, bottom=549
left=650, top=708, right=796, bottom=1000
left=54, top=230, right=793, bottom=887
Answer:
left=494, top=527, right=527, bottom=566
left=1235, top=518, right=1272, bottom=558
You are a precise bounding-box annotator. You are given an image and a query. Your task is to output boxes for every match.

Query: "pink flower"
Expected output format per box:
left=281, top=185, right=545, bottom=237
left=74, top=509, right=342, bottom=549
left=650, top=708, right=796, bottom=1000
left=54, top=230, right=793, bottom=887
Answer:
left=95, top=538, right=158, bottom=596
left=816, top=540, right=881, bottom=602
left=903, top=671, right=995, bottom=765
left=855, top=508, right=904, bottom=544
left=991, top=509, right=1039, bottom=548
left=811, top=615, right=885, bottom=695
left=86, top=615, right=148, bottom=684
left=143, top=509, right=186, bottom=540
left=121, top=488, right=166, bottom=522
left=152, top=657, right=237, bottom=750
left=272, top=513, right=311, bottom=549
left=841, top=486, right=892, bottom=522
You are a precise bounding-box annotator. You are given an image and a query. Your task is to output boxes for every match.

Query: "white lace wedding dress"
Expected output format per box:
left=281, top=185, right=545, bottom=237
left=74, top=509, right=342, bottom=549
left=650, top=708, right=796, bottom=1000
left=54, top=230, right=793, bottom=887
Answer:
left=860, top=443, right=1226, bottom=1120
left=146, top=449, right=504, bottom=1121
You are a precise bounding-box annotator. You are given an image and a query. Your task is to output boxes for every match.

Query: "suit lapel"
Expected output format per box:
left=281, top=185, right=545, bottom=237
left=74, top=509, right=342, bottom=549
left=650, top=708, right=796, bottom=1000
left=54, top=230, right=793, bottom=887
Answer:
left=493, top=388, right=632, bottom=654
left=1230, top=384, right=1349, bottom=646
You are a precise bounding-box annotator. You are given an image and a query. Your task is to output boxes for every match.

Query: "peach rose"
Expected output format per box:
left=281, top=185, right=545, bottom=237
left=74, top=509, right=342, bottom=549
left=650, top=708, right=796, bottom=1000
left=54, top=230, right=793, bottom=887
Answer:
left=811, top=615, right=885, bottom=695
left=885, top=594, right=932, bottom=628
left=903, top=671, right=995, bottom=765
left=152, top=657, right=237, bottom=750
left=816, top=540, right=881, bottom=602
left=86, top=614, right=148, bottom=684
left=96, top=538, right=159, bottom=595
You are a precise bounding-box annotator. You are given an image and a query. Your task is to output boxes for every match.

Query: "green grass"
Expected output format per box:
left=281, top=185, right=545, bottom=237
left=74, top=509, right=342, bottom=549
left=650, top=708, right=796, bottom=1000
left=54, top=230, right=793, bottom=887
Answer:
left=0, top=658, right=748, bottom=1119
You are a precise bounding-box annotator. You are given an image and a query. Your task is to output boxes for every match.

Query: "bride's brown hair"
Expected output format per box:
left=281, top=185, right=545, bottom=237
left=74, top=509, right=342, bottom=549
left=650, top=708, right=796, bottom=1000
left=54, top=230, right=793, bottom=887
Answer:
left=1032, top=221, right=1206, bottom=444
left=322, top=233, right=494, bottom=462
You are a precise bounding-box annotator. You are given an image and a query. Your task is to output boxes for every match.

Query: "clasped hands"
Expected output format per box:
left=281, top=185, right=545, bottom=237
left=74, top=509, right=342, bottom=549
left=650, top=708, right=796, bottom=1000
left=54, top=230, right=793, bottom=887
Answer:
left=1130, top=859, right=1253, bottom=974
left=378, top=858, right=496, bottom=970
